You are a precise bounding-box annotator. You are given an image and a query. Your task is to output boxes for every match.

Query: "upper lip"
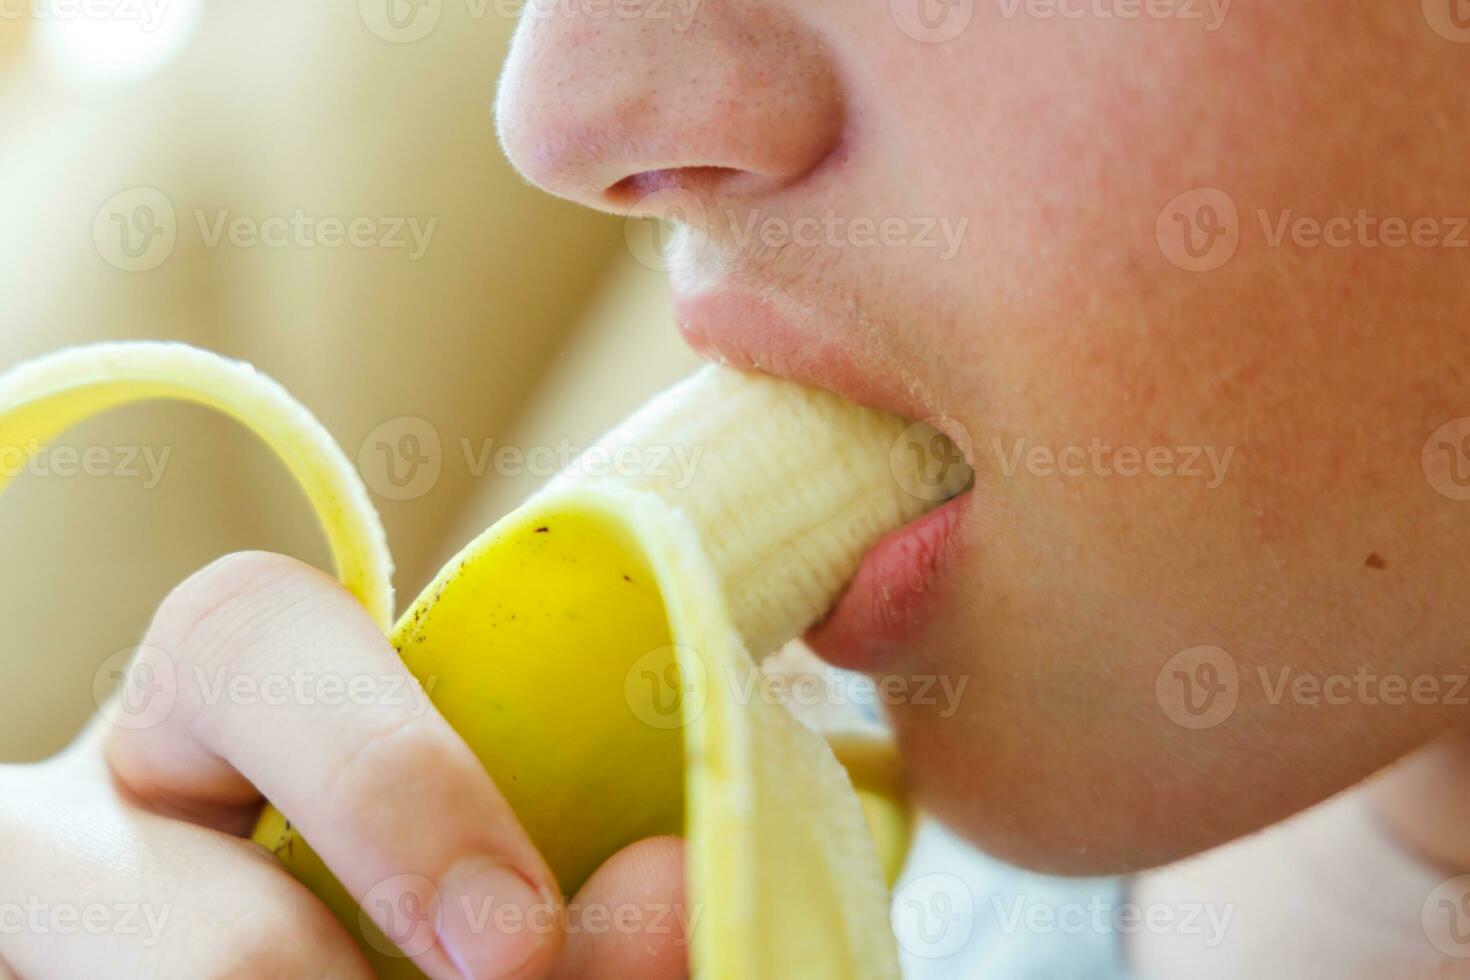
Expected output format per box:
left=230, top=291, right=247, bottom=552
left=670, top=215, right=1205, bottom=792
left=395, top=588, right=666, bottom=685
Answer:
left=670, top=282, right=972, bottom=461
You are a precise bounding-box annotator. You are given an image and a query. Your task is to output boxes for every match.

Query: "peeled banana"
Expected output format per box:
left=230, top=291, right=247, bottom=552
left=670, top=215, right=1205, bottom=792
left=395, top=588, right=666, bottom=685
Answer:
left=0, top=342, right=969, bottom=978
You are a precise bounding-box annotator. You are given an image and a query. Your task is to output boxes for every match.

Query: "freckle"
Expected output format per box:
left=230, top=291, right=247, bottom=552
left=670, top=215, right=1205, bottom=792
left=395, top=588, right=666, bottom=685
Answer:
left=534, top=526, right=549, bottom=533
left=1365, top=553, right=1387, bottom=570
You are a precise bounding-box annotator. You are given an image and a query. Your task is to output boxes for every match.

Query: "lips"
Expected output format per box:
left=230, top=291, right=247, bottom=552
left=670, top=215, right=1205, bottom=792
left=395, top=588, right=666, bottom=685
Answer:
left=673, top=284, right=974, bottom=672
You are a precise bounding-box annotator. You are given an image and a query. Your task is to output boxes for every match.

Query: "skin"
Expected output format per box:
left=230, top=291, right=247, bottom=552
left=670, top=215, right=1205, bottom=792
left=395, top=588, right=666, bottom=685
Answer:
left=5, top=1, right=1470, bottom=976
left=498, top=0, right=1470, bottom=867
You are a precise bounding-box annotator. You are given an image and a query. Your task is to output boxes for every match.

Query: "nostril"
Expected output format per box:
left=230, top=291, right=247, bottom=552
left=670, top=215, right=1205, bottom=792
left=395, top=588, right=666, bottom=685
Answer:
left=606, top=167, right=745, bottom=211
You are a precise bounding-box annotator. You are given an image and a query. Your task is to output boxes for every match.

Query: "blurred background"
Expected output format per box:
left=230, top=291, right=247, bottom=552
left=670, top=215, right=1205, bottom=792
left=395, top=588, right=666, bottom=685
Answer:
left=0, top=0, right=700, bottom=761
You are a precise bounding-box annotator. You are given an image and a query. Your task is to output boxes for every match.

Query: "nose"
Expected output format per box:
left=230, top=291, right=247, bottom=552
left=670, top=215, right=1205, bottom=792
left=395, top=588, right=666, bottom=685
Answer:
left=495, top=1, right=845, bottom=214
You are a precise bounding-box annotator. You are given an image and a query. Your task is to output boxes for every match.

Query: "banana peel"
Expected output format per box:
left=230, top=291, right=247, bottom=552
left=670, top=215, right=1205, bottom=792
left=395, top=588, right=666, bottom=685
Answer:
left=0, top=342, right=950, bottom=978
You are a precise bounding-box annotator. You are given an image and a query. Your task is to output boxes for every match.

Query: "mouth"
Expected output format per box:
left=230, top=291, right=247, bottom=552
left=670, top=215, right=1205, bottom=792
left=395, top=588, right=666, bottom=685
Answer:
left=672, top=284, right=975, bottom=672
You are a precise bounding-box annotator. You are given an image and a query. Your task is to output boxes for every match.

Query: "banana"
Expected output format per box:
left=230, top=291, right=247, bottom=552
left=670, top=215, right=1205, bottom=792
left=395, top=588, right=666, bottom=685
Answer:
left=541, top=366, right=970, bottom=655
left=0, top=342, right=970, bottom=979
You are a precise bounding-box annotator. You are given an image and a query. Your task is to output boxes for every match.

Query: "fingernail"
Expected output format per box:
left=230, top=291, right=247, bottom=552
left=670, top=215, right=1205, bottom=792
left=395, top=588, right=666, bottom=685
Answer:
left=437, top=857, right=554, bottom=979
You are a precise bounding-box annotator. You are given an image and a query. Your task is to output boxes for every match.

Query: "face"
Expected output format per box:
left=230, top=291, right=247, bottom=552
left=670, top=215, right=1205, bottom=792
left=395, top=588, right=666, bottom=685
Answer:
left=497, top=1, right=1470, bottom=874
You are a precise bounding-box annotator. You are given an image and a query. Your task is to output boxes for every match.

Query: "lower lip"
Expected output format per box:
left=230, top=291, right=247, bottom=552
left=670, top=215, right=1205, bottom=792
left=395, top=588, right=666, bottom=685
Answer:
left=805, top=489, right=971, bottom=672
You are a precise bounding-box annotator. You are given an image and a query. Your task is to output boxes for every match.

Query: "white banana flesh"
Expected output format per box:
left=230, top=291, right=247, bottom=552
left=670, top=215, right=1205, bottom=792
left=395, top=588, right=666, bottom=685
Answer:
left=546, top=364, right=972, bottom=655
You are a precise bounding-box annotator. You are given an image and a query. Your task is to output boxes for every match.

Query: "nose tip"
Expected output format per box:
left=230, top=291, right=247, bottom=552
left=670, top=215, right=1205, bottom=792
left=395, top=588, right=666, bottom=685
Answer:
left=495, top=3, right=845, bottom=214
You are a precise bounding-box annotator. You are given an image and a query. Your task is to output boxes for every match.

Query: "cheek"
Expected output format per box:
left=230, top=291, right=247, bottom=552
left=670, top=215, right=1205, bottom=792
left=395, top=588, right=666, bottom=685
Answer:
left=892, top=281, right=1470, bottom=875
left=817, top=3, right=1470, bottom=868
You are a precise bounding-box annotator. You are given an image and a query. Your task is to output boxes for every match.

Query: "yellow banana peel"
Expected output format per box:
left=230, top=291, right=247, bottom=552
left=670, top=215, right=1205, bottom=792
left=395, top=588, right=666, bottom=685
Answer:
left=0, top=342, right=958, bottom=979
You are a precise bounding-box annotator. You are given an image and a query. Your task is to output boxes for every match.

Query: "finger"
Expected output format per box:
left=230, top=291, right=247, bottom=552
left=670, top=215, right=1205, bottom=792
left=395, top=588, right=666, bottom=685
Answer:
left=104, top=551, right=563, bottom=980
left=552, top=837, right=690, bottom=980
left=0, top=767, right=372, bottom=979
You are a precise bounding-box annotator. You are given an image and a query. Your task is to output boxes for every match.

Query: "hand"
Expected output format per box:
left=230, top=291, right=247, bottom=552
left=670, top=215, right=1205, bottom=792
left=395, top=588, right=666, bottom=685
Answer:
left=0, top=552, right=691, bottom=979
